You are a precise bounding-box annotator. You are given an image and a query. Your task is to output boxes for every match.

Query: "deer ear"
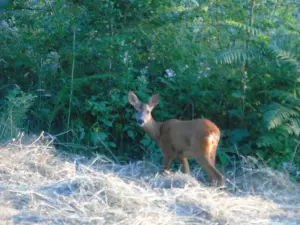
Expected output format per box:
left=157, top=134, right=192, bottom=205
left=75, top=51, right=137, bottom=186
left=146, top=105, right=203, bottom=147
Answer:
left=149, top=94, right=159, bottom=108
left=128, top=91, right=140, bottom=108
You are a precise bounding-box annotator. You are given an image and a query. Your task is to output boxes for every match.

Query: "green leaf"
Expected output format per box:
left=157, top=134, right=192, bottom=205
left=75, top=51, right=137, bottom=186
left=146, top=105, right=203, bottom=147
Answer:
left=141, top=136, right=152, bottom=147
left=217, top=151, right=230, bottom=166
left=231, top=91, right=243, bottom=98
left=103, top=120, right=113, bottom=127
left=230, top=129, right=249, bottom=144
left=108, top=142, right=117, bottom=148
left=127, top=130, right=135, bottom=139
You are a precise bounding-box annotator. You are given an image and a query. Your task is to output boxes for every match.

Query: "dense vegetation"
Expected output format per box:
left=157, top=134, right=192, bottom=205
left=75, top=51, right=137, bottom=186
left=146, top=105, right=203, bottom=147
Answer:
left=0, top=0, right=299, bottom=179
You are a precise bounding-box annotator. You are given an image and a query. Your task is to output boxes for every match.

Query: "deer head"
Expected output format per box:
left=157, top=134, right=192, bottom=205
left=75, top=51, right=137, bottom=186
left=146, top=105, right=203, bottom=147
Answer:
left=128, top=91, right=159, bottom=126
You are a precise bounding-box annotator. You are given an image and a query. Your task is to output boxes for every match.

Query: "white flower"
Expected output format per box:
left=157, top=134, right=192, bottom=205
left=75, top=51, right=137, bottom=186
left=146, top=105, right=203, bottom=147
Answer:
left=0, top=20, right=9, bottom=29
left=140, top=66, right=148, bottom=75
left=166, top=68, right=176, bottom=77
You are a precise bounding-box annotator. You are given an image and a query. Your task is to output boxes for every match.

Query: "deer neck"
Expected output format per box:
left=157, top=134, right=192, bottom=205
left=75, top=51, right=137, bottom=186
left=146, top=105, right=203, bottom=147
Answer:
left=142, top=119, right=162, bottom=142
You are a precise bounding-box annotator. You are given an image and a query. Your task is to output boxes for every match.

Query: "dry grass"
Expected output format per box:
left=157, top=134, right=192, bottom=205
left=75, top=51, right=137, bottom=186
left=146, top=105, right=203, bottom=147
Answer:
left=0, top=134, right=299, bottom=225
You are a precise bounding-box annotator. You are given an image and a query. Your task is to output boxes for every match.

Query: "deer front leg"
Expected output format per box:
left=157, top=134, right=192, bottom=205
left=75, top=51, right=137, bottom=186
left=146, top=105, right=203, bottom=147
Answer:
left=161, top=155, right=173, bottom=173
left=179, top=157, right=190, bottom=174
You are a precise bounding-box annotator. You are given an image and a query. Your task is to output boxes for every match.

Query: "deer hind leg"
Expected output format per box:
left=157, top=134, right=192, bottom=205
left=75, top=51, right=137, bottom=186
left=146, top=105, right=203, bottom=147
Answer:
left=210, top=134, right=220, bottom=166
left=210, top=145, right=217, bottom=166
left=195, top=139, right=224, bottom=187
left=196, top=154, right=224, bottom=187
left=179, top=157, right=190, bottom=174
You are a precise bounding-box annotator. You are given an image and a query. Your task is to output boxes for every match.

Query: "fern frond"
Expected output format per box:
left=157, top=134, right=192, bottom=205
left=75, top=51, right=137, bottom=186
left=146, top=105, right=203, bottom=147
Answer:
left=283, top=118, right=300, bottom=137
left=263, top=103, right=299, bottom=130
left=217, top=49, right=257, bottom=64
left=257, top=133, right=278, bottom=148
left=268, top=46, right=300, bottom=69
left=267, top=32, right=300, bottom=69
left=263, top=90, right=300, bottom=104
left=224, top=20, right=262, bottom=36
left=269, top=32, right=300, bottom=52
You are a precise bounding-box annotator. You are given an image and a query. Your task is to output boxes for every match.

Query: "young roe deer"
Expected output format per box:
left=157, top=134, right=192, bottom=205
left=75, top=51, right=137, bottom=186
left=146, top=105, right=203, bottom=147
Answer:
left=128, top=91, right=224, bottom=187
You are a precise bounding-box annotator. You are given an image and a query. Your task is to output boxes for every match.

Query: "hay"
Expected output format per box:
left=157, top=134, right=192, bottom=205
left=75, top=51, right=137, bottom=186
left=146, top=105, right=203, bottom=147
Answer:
left=0, top=135, right=299, bottom=225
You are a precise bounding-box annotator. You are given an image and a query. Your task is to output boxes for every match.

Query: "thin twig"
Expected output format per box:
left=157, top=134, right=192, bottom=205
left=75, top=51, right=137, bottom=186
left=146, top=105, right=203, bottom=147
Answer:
left=28, top=131, right=44, bottom=147
left=67, top=28, right=76, bottom=134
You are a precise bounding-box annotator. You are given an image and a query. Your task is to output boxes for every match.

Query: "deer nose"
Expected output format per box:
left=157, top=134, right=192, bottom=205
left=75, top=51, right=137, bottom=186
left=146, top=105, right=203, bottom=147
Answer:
left=137, top=119, right=144, bottom=125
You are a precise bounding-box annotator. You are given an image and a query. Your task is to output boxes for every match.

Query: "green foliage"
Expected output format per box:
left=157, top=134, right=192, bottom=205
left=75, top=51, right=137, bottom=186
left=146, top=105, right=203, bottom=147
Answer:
left=0, top=0, right=299, bottom=175
left=217, top=49, right=257, bottom=64
left=263, top=103, right=298, bottom=130
left=224, top=20, right=262, bottom=36
left=0, top=87, right=36, bottom=140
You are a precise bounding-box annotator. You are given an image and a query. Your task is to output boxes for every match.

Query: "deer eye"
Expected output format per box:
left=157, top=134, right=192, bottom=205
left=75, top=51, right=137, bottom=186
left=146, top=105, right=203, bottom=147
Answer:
left=146, top=110, right=150, bottom=114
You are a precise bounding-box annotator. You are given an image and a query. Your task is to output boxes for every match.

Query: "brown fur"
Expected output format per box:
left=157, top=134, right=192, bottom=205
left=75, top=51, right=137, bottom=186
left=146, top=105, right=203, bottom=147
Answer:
left=128, top=91, right=224, bottom=187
